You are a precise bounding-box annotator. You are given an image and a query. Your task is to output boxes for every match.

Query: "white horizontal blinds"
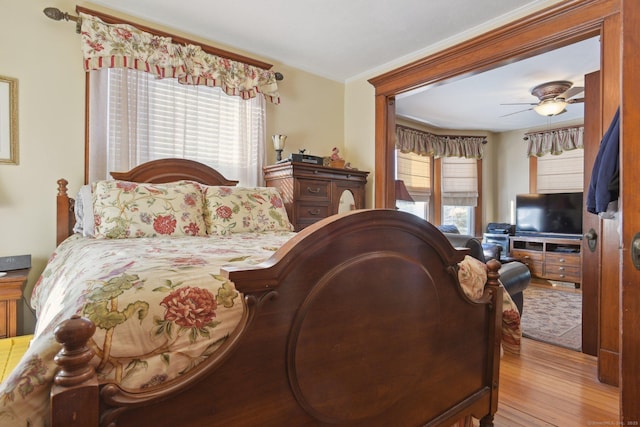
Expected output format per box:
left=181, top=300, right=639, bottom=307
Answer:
left=99, top=68, right=265, bottom=185
left=536, top=149, right=584, bottom=193
left=441, top=157, right=478, bottom=206
left=396, top=150, right=431, bottom=202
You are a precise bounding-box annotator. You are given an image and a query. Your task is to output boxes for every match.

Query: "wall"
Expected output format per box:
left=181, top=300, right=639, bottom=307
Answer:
left=494, top=130, right=531, bottom=223
left=0, top=0, right=345, bottom=334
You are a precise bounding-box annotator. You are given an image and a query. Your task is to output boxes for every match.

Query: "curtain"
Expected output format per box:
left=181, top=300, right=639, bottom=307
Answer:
left=396, top=150, right=431, bottom=202
left=89, top=68, right=266, bottom=186
left=536, top=149, right=584, bottom=193
left=526, top=126, right=584, bottom=157
left=441, top=157, right=478, bottom=206
left=395, top=125, right=485, bottom=159
left=79, top=13, right=280, bottom=104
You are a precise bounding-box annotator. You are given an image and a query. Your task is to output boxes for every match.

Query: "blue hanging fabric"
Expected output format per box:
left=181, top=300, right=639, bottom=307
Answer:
left=586, top=107, right=620, bottom=215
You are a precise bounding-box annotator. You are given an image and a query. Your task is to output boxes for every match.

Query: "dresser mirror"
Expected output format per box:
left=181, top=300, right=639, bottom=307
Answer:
left=338, top=190, right=356, bottom=213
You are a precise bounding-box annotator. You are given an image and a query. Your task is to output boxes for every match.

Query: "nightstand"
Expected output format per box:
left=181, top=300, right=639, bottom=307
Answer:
left=0, top=269, right=29, bottom=338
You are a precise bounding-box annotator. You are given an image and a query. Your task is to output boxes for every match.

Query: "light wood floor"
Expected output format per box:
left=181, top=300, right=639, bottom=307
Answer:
left=494, top=338, right=619, bottom=426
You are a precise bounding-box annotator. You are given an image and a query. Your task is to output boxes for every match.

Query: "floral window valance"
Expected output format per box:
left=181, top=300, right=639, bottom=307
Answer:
left=395, top=125, right=486, bottom=159
left=525, top=125, right=584, bottom=157
left=79, top=13, right=280, bottom=104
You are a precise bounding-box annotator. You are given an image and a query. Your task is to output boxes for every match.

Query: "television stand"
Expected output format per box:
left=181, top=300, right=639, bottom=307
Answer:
left=509, top=235, right=582, bottom=287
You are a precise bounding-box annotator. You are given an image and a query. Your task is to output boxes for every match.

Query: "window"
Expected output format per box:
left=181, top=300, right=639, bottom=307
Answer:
left=395, top=150, right=481, bottom=234
left=534, top=148, right=584, bottom=193
left=441, top=157, right=479, bottom=235
left=88, top=68, right=266, bottom=185
left=396, top=150, right=432, bottom=220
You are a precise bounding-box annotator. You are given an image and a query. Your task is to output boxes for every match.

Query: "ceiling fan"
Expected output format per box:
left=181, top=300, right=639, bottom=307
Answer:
left=501, top=80, right=584, bottom=117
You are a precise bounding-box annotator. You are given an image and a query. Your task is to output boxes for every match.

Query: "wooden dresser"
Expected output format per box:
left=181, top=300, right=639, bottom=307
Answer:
left=263, top=162, right=369, bottom=231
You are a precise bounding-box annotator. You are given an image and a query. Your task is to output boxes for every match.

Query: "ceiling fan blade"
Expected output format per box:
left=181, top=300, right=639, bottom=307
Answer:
left=500, top=107, right=533, bottom=117
left=500, top=102, right=537, bottom=106
left=562, top=86, right=584, bottom=99
left=567, top=97, right=584, bottom=104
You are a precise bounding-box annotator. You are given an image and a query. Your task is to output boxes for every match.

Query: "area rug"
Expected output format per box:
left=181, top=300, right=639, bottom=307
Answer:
left=521, top=285, right=582, bottom=351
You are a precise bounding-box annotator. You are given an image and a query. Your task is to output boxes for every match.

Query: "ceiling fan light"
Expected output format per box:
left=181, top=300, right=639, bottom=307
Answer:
left=533, top=99, right=568, bottom=116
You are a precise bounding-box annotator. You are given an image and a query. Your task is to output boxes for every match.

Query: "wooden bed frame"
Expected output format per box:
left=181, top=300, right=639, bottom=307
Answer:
left=50, top=158, right=502, bottom=426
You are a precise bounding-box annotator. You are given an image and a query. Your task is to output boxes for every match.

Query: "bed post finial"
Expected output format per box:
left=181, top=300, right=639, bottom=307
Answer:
left=51, top=315, right=99, bottom=427
left=485, top=259, right=502, bottom=289
left=57, top=178, right=69, bottom=197
left=53, top=315, right=96, bottom=386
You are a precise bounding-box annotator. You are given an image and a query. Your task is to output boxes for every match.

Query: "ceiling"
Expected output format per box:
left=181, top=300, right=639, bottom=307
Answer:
left=86, top=0, right=599, bottom=132
left=397, top=36, right=601, bottom=133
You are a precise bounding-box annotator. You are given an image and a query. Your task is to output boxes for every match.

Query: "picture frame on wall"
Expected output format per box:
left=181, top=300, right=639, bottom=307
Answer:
left=0, top=75, right=18, bottom=165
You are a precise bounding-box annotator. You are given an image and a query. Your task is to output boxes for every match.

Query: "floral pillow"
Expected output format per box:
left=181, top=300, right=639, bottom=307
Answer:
left=93, top=180, right=207, bottom=239
left=203, top=186, right=293, bottom=235
left=457, top=255, right=487, bottom=300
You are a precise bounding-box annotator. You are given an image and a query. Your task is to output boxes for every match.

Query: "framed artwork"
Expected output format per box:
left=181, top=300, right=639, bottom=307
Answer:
left=0, top=75, right=18, bottom=165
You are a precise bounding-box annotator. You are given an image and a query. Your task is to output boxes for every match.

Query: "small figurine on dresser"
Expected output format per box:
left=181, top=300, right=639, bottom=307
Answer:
left=329, top=147, right=345, bottom=168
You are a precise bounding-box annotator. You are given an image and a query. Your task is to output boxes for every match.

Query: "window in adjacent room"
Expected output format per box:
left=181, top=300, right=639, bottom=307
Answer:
left=534, top=148, right=584, bottom=193
left=395, top=149, right=482, bottom=235
left=88, top=68, right=266, bottom=186
left=440, top=156, right=479, bottom=235
left=396, top=149, right=432, bottom=220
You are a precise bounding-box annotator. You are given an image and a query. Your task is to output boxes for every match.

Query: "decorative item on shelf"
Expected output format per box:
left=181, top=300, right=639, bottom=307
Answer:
left=329, top=147, right=345, bottom=168
left=395, top=180, right=414, bottom=209
left=289, top=149, right=324, bottom=165
left=272, top=134, right=287, bottom=162
left=344, top=162, right=357, bottom=170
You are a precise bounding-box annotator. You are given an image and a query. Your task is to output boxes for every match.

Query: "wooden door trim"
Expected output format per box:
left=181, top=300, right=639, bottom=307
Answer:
left=581, top=70, right=602, bottom=357
left=620, top=1, right=640, bottom=422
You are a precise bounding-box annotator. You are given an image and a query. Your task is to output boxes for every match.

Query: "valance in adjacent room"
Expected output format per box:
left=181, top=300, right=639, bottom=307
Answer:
left=79, top=13, right=280, bottom=104
left=395, top=125, right=486, bottom=159
left=526, top=126, right=583, bottom=157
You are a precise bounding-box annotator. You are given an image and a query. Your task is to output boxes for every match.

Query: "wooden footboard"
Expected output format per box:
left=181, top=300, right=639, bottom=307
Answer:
left=50, top=209, right=502, bottom=427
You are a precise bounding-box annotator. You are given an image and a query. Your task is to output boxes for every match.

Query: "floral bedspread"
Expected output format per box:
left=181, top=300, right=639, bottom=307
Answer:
left=0, top=231, right=295, bottom=427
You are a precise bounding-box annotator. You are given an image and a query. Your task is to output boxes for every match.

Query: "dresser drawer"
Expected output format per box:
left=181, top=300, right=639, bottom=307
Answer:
left=511, top=250, right=543, bottom=262
left=544, top=264, right=581, bottom=282
left=295, top=179, right=330, bottom=201
left=545, top=252, right=580, bottom=267
left=524, top=261, right=544, bottom=277
left=296, top=203, right=330, bottom=220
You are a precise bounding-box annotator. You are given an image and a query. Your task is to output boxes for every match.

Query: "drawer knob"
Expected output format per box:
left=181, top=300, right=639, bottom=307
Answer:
left=559, top=267, right=565, bottom=271
left=307, top=187, right=321, bottom=194
left=559, top=274, right=565, bottom=278
left=559, top=258, right=565, bottom=263
left=308, top=208, right=321, bottom=215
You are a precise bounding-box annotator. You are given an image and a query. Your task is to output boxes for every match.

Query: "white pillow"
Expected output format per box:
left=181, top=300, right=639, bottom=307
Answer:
left=72, top=185, right=95, bottom=237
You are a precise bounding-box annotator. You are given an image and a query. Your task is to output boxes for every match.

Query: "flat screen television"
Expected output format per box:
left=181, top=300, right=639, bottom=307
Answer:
left=515, top=192, right=583, bottom=238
